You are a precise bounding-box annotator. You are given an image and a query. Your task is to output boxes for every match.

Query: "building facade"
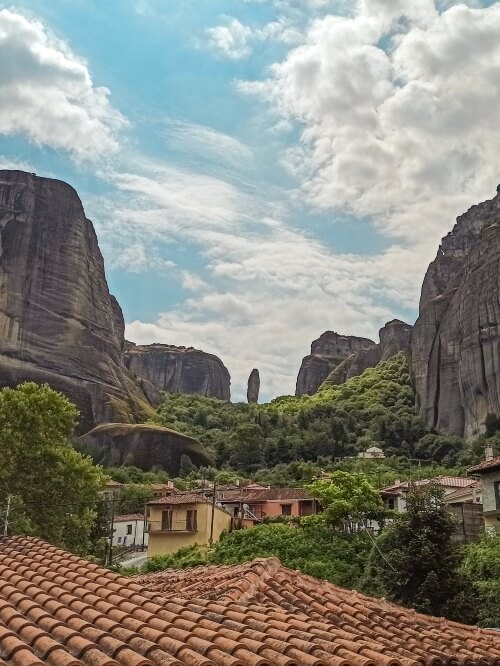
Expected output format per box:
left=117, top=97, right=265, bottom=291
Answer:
left=469, top=453, right=500, bottom=534
left=147, top=494, right=232, bottom=557
left=112, top=514, right=148, bottom=548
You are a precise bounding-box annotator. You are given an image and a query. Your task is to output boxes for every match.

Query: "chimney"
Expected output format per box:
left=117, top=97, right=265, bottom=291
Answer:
left=485, top=444, right=494, bottom=461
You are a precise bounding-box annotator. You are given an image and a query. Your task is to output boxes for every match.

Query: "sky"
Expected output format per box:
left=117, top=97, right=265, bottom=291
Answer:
left=1, top=0, right=500, bottom=401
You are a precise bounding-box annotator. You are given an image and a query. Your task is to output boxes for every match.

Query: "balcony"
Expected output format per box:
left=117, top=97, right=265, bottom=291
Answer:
left=148, top=519, right=198, bottom=534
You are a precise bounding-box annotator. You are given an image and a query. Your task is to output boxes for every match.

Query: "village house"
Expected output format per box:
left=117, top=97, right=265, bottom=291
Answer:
left=358, top=446, right=385, bottom=459
left=380, top=475, right=478, bottom=512
left=219, top=486, right=318, bottom=526
left=188, top=484, right=318, bottom=527
left=378, top=475, right=483, bottom=541
left=146, top=494, right=232, bottom=557
left=112, top=513, right=148, bottom=549
left=468, top=446, right=500, bottom=534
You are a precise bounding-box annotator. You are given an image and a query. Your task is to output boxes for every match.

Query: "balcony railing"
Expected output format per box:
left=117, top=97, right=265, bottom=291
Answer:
left=148, top=520, right=198, bottom=534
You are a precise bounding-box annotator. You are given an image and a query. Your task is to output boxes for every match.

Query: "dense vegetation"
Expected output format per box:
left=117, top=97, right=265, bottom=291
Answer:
left=364, top=485, right=477, bottom=623
left=462, top=535, right=500, bottom=627
left=136, top=483, right=500, bottom=627
left=153, top=354, right=471, bottom=476
left=0, top=383, right=103, bottom=553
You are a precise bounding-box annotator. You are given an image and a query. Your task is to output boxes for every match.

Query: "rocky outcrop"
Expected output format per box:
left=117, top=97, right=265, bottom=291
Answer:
left=247, top=369, right=260, bottom=403
left=0, top=170, right=159, bottom=432
left=124, top=342, right=231, bottom=400
left=412, top=186, right=500, bottom=439
left=77, top=423, right=211, bottom=474
left=321, top=319, right=413, bottom=387
left=295, top=331, right=375, bottom=396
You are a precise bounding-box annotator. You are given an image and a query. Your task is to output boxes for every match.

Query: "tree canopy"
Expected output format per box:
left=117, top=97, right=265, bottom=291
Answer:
left=0, top=382, right=104, bottom=553
left=153, top=354, right=470, bottom=474
left=307, top=472, right=384, bottom=528
left=364, top=485, right=476, bottom=623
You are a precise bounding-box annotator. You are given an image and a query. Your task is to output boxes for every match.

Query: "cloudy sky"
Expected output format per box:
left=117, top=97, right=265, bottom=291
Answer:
left=1, top=0, right=500, bottom=401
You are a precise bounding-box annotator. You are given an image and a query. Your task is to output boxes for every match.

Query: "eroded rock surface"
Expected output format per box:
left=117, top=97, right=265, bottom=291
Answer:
left=412, top=186, right=500, bottom=438
left=247, top=368, right=260, bottom=403
left=124, top=342, right=231, bottom=400
left=0, top=170, right=158, bottom=432
left=77, top=423, right=211, bottom=474
left=321, top=319, right=412, bottom=387
left=295, top=331, right=374, bottom=396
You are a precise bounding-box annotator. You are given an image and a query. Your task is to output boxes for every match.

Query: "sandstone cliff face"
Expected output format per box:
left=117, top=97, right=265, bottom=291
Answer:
left=321, top=319, right=412, bottom=387
left=77, top=423, right=211, bottom=475
left=124, top=342, right=231, bottom=400
left=295, top=331, right=374, bottom=396
left=412, top=187, right=500, bottom=438
left=247, top=368, right=260, bottom=403
left=0, top=170, right=159, bottom=432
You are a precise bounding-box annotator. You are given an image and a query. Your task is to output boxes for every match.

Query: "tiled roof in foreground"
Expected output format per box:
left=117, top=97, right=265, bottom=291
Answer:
left=1, top=538, right=500, bottom=666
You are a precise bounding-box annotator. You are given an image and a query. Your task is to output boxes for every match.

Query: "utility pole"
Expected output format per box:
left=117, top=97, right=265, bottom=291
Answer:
left=209, top=480, right=216, bottom=545
left=3, top=495, right=12, bottom=536
left=141, top=506, right=147, bottom=552
left=108, top=495, right=115, bottom=566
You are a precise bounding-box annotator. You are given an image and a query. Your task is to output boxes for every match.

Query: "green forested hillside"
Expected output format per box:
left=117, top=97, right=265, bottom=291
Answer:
left=153, top=354, right=467, bottom=475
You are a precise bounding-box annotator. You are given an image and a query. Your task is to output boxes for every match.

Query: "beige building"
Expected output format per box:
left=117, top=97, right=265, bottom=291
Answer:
left=146, top=494, right=232, bottom=557
left=469, top=450, right=500, bottom=534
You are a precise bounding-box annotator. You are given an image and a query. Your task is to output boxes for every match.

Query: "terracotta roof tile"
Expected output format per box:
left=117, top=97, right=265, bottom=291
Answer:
left=382, top=477, right=477, bottom=492
left=146, top=496, right=215, bottom=507
left=468, top=454, right=500, bottom=473
left=1, top=538, right=500, bottom=666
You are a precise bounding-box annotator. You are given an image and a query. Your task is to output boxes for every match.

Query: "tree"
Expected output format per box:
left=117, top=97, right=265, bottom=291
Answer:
left=307, top=472, right=384, bottom=530
left=208, top=522, right=371, bottom=588
left=228, top=424, right=265, bottom=472
left=364, top=485, right=476, bottom=622
left=117, top=485, right=155, bottom=515
left=179, top=454, right=195, bottom=478
left=0, top=382, right=104, bottom=553
left=461, top=535, right=500, bottom=628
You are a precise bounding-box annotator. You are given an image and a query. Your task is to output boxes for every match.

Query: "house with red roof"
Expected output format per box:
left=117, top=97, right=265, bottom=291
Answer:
left=146, top=494, right=232, bottom=557
left=469, top=445, right=500, bottom=534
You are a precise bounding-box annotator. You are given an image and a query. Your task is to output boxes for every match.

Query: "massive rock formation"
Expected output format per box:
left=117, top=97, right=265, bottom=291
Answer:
left=0, top=170, right=159, bottom=432
left=124, top=342, right=231, bottom=400
left=412, top=186, right=500, bottom=439
left=77, top=423, right=211, bottom=475
left=322, top=319, right=413, bottom=387
left=295, top=331, right=374, bottom=396
left=247, top=368, right=260, bottom=403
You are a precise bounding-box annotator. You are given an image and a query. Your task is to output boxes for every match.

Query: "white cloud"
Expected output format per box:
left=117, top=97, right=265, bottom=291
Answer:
left=206, top=18, right=253, bottom=59
left=164, top=119, right=254, bottom=170
left=108, top=162, right=413, bottom=400
left=0, top=9, right=125, bottom=160
left=240, top=1, right=500, bottom=251
left=206, top=14, right=303, bottom=60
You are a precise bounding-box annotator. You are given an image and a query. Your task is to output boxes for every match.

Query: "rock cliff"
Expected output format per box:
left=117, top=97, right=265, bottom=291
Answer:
left=0, top=170, right=159, bottom=432
left=247, top=368, right=260, bottom=403
left=322, top=319, right=413, bottom=387
left=295, top=331, right=374, bottom=396
left=77, top=423, right=211, bottom=475
left=412, top=186, right=500, bottom=438
left=124, top=342, right=231, bottom=400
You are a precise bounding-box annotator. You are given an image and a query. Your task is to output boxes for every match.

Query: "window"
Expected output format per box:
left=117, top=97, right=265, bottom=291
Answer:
left=280, top=504, right=292, bottom=516
left=126, top=524, right=133, bottom=535
left=161, top=509, right=172, bottom=531
left=495, top=481, right=500, bottom=510
left=386, top=497, right=396, bottom=510
left=117, top=537, right=122, bottom=544
left=186, top=509, right=198, bottom=531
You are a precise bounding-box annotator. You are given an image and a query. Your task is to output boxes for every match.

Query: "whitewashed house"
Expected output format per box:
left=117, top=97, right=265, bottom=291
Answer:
left=112, top=513, right=148, bottom=548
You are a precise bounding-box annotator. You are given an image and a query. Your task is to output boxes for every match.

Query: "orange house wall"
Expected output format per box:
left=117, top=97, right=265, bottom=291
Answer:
left=260, top=500, right=300, bottom=517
